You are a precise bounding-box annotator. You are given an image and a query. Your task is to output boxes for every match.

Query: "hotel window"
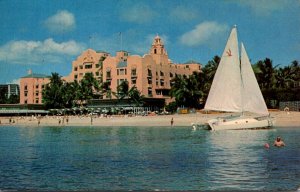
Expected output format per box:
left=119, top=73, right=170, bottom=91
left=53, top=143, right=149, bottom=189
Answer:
left=74, top=67, right=78, bottom=71
left=42, top=85, right=45, bottom=89
left=131, top=68, right=137, bottom=76
left=96, top=64, right=100, bottom=68
left=95, top=72, right=99, bottom=76
left=24, top=85, right=27, bottom=90
left=24, top=92, right=28, bottom=97
left=147, top=69, right=152, bottom=76
left=160, top=71, right=164, bottom=76
left=80, top=65, right=83, bottom=69
left=154, top=49, right=157, bottom=54
left=106, top=71, right=111, bottom=78
left=131, top=79, right=136, bottom=85
left=35, top=92, right=39, bottom=96
left=35, top=99, right=39, bottom=104
left=35, top=84, right=39, bottom=89
left=74, top=74, right=78, bottom=79
left=84, top=64, right=92, bottom=69
left=170, top=73, right=174, bottom=78
left=118, top=68, right=126, bottom=75
left=160, top=79, right=164, bottom=86
left=148, top=78, right=152, bottom=85
left=25, top=100, right=27, bottom=104
left=148, top=87, right=152, bottom=96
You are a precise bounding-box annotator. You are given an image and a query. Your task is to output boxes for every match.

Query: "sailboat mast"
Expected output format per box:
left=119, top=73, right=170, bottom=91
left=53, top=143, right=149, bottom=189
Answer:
left=240, top=42, right=245, bottom=116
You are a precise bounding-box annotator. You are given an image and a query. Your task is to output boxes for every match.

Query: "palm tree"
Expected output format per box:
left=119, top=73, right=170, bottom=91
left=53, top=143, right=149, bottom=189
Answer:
left=116, top=80, right=129, bottom=100
left=70, top=80, right=82, bottom=106
left=0, top=87, right=7, bottom=104
left=42, top=72, right=65, bottom=109
left=255, top=58, right=278, bottom=89
left=169, top=74, right=202, bottom=108
left=101, top=81, right=113, bottom=99
left=291, top=60, right=300, bottom=82
left=203, top=55, right=220, bottom=83
left=128, top=86, right=144, bottom=107
left=80, top=73, right=100, bottom=102
left=275, top=66, right=295, bottom=88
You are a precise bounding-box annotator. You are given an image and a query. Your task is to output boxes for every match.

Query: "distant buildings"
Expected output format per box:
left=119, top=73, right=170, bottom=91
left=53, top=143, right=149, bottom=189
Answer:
left=100, top=35, right=201, bottom=103
left=19, top=70, right=50, bottom=104
left=0, top=84, right=20, bottom=98
left=20, top=35, right=201, bottom=105
left=63, top=50, right=109, bottom=83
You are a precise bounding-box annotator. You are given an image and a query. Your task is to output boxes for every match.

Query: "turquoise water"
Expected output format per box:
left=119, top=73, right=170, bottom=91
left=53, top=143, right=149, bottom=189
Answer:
left=0, top=126, right=299, bottom=191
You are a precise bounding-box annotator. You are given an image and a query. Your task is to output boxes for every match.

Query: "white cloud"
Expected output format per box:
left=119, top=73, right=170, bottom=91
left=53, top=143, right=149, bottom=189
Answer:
left=235, top=0, right=290, bottom=15
left=179, top=21, right=229, bottom=47
left=44, top=10, right=76, bottom=33
left=120, top=4, right=156, bottom=24
left=7, top=79, right=20, bottom=85
left=0, top=39, right=85, bottom=65
left=169, top=6, right=198, bottom=22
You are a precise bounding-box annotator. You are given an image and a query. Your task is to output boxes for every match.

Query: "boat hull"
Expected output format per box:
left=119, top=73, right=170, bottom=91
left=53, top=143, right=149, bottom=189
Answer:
left=207, top=116, right=275, bottom=131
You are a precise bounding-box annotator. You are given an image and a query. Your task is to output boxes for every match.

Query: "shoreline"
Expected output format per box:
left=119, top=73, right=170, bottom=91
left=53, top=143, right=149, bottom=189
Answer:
left=0, top=111, right=299, bottom=128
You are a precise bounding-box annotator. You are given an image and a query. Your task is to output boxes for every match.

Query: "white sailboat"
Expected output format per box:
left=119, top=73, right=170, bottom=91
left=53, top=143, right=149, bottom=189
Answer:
left=202, top=26, right=275, bottom=131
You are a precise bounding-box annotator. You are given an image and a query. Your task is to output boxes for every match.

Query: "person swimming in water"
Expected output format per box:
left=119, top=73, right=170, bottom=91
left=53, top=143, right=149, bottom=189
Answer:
left=273, top=136, right=285, bottom=147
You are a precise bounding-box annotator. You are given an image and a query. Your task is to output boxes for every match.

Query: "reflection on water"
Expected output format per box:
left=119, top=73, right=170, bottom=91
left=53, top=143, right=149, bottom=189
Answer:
left=205, top=130, right=274, bottom=190
left=0, top=126, right=299, bottom=191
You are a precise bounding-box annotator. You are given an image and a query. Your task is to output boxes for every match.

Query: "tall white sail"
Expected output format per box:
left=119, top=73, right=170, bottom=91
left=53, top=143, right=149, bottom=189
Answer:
left=204, top=27, right=242, bottom=112
left=241, top=43, right=269, bottom=115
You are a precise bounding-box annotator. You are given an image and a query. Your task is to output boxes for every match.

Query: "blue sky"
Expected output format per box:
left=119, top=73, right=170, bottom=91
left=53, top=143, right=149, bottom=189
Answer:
left=0, top=0, right=299, bottom=84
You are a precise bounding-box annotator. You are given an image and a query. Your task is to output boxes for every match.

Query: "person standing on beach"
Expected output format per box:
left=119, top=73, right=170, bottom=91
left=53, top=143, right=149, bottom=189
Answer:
left=171, top=117, right=174, bottom=127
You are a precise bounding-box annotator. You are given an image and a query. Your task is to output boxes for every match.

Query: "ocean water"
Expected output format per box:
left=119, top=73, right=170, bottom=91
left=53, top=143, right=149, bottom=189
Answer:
left=0, top=125, right=299, bottom=191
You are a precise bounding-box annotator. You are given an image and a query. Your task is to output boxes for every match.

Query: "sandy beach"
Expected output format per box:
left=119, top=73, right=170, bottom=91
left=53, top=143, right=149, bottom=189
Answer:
left=0, top=111, right=299, bottom=128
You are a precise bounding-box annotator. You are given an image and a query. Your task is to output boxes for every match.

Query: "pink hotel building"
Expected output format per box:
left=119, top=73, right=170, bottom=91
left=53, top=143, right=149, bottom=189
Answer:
left=20, top=35, right=201, bottom=104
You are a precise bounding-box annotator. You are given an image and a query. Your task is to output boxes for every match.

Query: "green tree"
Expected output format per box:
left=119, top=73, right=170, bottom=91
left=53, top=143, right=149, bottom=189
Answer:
left=7, top=94, right=19, bottom=104
left=128, top=85, right=144, bottom=106
left=42, top=73, right=65, bottom=109
left=80, top=73, right=100, bottom=102
left=61, top=82, right=77, bottom=108
left=203, top=55, right=220, bottom=83
left=116, top=80, right=129, bottom=100
left=275, top=66, right=295, bottom=88
left=70, top=80, right=82, bottom=106
left=101, top=81, right=113, bottom=99
left=291, top=60, right=300, bottom=82
left=255, top=58, right=278, bottom=89
left=0, top=87, right=7, bottom=104
left=169, top=73, right=202, bottom=108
